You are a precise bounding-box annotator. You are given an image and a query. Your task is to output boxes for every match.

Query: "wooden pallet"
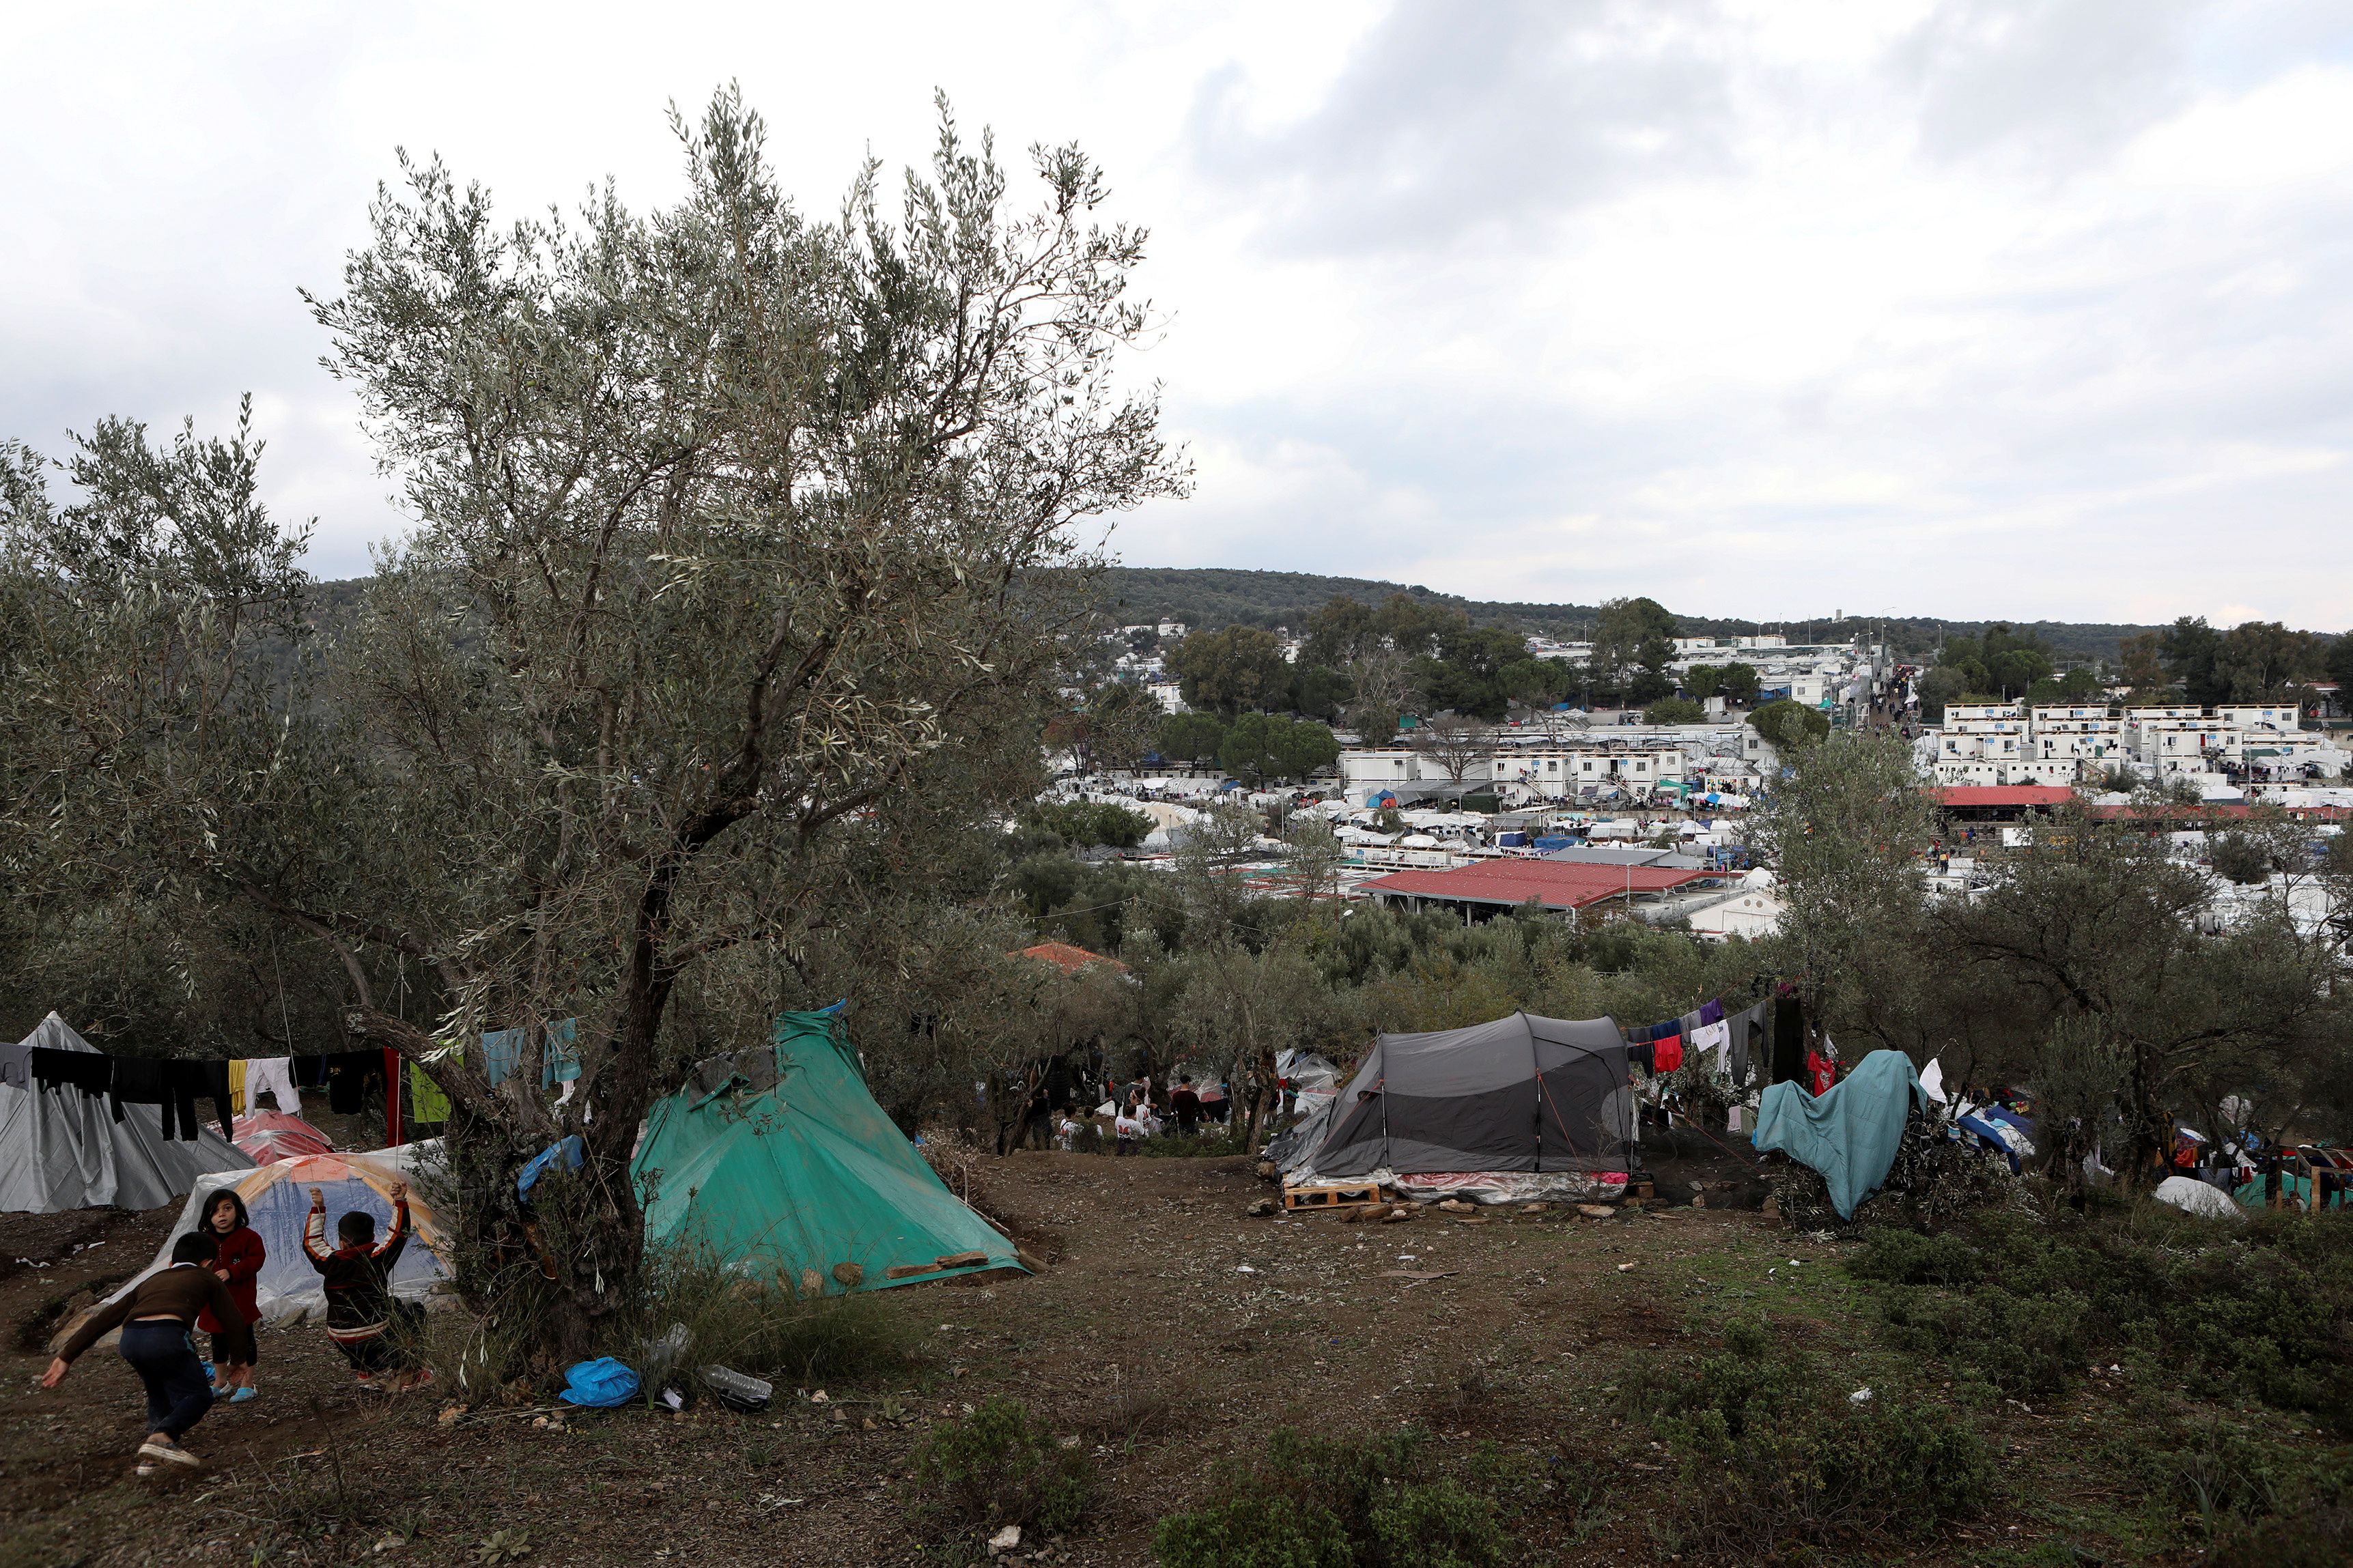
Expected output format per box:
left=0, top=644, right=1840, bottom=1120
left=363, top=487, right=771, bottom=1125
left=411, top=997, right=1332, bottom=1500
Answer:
left=1283, top=1180, right=1384, bottom=1212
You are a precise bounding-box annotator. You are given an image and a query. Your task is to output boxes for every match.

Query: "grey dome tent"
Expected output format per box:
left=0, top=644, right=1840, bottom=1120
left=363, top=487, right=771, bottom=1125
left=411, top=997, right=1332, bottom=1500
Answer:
left=0, top=1013, right=251, bottom=1213
left=1273, top=1011, right=1636, bottom=1179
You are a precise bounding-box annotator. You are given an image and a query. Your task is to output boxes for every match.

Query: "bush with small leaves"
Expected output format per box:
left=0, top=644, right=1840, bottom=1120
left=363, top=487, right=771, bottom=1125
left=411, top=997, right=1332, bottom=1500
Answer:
left=1366, top=1479, right=1504, bottom=1568
left=1153, top=1495, right=1352, bottom=1568
left=913, top=1395, right=1095, bottom=1535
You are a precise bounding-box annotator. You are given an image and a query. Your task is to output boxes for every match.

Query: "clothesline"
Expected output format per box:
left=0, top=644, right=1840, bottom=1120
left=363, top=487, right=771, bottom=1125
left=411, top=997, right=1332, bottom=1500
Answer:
left=13, top=1044, right=234, bottom=1141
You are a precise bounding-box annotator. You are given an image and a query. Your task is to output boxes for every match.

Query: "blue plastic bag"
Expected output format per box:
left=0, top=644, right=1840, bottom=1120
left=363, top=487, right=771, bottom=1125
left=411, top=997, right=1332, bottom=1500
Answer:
left=516, top=1135, right=587, bottom=1199
left=558, top=1356, right=640, bottom=1409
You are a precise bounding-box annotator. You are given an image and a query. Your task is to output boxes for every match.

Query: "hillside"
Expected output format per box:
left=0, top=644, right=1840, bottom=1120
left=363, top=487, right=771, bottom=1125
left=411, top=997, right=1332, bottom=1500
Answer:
left=302, top=567, right=2173, bottom=665
left=1097, top=566, right=2166, bottom=663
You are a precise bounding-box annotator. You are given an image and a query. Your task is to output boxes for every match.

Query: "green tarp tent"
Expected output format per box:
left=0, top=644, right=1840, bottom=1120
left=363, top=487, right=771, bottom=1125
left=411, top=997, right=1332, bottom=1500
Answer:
left=631, top=1010, right=1024, bottom=1292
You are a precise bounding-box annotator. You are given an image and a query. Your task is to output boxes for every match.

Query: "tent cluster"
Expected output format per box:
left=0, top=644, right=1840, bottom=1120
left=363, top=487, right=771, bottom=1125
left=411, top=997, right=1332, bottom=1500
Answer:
left=23, top=1005, right=1021, bottom=1331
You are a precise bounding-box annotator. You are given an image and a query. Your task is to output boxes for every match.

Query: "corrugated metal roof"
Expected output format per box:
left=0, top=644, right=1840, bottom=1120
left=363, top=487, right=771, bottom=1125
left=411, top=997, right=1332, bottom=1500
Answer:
left=1930, top=786, right=2078, bottom=807
left=1358, top=858, right=1718, bottom=911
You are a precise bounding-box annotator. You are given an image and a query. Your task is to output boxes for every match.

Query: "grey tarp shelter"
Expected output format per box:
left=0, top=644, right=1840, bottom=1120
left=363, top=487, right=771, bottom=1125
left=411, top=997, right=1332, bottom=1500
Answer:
left=1275, top=1011, right=1637, bottom=1178
left=0, top=1013, right=251, bottom=1213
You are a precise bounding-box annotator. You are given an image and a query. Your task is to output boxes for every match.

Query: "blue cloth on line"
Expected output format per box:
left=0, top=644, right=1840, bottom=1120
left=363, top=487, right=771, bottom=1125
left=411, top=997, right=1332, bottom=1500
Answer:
left=481, top=1027, right=524, bottom=1087
left=1985, top=1105, right=2036, bottom=1139
left=1957, top=1114, right=2022, bottom=1174
left=541, top=1017, right=581, bottom=1087
left=485, top=1019, right=583, bottom=1089
left=1751, top=1049, right=1930, bottom=1219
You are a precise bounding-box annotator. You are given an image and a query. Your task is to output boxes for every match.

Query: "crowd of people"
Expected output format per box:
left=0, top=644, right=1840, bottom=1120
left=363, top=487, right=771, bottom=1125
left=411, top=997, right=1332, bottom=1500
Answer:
left=1047, top=1070, right=1239, bottom=1154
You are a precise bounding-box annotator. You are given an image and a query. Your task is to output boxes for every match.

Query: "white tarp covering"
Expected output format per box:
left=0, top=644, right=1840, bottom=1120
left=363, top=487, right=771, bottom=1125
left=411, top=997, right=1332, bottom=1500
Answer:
left=1392, top=1170, right=1630, bottom=1205
left=1, top=1014, right=253, bottom=1214
left=2154, top=1174, right=2246, bottom=1223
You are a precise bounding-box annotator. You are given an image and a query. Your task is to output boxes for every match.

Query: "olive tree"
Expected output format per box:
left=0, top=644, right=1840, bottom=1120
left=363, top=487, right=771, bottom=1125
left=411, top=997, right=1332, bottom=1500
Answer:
left=2, top=89, right=1183, bottom=1351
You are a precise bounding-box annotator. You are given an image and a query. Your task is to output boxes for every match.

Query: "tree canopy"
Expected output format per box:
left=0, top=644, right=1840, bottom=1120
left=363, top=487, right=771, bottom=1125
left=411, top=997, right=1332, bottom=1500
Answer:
left=1, top=88, right=1183, bottom=1349
left=1217, top=713, right=1340, bottom=787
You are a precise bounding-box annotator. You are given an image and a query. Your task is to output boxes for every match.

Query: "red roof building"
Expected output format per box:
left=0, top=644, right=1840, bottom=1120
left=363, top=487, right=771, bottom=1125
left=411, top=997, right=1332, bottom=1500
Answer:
left=1013, top=941, right=1130, bottom=976
left=1356, top=857, right=1720, bottom=915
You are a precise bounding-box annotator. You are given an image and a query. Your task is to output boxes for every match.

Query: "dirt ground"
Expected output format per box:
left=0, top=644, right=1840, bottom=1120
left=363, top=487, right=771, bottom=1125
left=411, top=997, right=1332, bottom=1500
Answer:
left=0, top=1145, right=2166, bottom=1567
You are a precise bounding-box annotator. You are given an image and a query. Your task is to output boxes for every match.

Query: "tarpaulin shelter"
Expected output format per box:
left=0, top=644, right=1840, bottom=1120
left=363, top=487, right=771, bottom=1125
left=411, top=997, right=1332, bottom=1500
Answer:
left=115, top=1144, right=449, bottom=1324
left=632, top=1010, right=1023, bottom=1292
left=1, top=1014, right=252, bottom=1213
left=1275, top=1012, right=1636, bottom=1180
left=231, top=1109, right=336, bottom=1165
left=1751, top=1049, right=1930, bottom=1219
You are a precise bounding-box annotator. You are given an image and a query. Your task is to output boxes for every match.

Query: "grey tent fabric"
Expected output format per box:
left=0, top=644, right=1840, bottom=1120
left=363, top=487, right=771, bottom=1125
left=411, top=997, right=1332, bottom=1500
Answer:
left=0, top=1014, right=252, bottom=1214
left=1291, top=1012, right=1637, bottom=1178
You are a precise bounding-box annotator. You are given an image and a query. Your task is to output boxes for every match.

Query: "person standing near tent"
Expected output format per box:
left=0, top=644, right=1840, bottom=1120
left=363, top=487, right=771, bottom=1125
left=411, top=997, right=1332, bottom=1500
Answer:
left=40, top=1229, right=254, bottom=1472
left=1170, top=1075, right=1203, bottom=1136
left=305, top=1181, right=428, bottom=1390
left=195, top=1189, right=264, bottom=1401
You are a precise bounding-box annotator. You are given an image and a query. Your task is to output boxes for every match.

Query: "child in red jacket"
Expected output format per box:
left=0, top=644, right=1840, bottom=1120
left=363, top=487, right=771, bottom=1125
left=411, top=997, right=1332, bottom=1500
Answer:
left=195, top=1189, right=264, bottom=1402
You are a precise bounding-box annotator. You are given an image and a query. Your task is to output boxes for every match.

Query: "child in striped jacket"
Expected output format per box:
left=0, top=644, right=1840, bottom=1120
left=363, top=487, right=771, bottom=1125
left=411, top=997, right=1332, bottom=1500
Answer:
left=303, top=1183, right=431, bottom=1391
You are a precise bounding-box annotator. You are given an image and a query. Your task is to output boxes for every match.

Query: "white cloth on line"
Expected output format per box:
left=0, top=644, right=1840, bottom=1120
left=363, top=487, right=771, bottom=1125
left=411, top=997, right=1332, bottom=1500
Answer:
left=242, top=1057, right=300, bottom=1114
left=1689, top=1019, right=1730, bottom=1064
left=1919, top=1058, right=1947, bottom=1104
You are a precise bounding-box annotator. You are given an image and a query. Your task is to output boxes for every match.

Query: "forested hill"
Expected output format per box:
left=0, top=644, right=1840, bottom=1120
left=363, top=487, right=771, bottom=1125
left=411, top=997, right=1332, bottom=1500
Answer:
left=1096, top=566, right=2169, bottom=664
left=301, top=565, right=2177, bottom=664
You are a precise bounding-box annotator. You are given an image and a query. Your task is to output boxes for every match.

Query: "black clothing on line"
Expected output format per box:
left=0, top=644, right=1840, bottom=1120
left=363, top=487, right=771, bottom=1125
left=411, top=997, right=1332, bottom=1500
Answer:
left=1769, top=994, right=1806, bottom=1087
left=324, top=1051, right=383, bottom=1115
left=108, top=1058, right=235, bottom=1141
left=29, top=1047, right=113, bottom=1100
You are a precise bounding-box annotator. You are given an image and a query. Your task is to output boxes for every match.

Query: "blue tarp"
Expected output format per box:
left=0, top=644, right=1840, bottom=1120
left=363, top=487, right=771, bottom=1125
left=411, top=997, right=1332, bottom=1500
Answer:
left=1751, top=1049, right=1930, bottom=1219
left=1957, top=1114, right=2021, bottom=1173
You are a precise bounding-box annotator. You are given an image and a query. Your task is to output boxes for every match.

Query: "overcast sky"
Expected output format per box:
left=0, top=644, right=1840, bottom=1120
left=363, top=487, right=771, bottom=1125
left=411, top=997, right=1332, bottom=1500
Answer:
left=5, top=1, right=2350, bottom=628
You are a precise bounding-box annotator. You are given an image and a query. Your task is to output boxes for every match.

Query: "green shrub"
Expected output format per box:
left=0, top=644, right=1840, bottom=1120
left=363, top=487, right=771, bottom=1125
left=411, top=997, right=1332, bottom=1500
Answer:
left=1153, top=1496, right=1352, bottom=1568
left=1846, top=1227, right=1987, bottom=1287
left=1635, top=1317, right=1992, bottom=1555
left=416, top=1240, right=916, bottom=1400
left=914, top=1395, right=1096, bottom=1535
left=1848, top=1206, right=2353, bottom=1427
left=618, top=1244, right=917, bottom=1392
left=1366, top=1480, right=1504, bottom=1568
left=1137, top=1130, right=1249, bottom=1159
left=1256, top=1427, right=1428, bottom=1537
left=1874, top=1281, right=2088, bottom=1397
left=1155, top=1425, right=1517, bottom=1568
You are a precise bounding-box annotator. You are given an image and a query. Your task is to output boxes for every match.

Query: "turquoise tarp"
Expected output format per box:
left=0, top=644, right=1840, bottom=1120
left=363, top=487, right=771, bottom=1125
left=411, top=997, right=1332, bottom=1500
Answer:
left=1751, top=1049, right=1930, bottom=1219
left=631, top=1010, right=1023, bottom=1292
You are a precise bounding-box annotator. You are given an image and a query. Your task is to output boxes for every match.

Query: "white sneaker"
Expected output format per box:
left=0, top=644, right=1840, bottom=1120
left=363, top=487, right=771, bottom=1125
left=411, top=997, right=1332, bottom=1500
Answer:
left=139, top=1440, right=202, bottom=1468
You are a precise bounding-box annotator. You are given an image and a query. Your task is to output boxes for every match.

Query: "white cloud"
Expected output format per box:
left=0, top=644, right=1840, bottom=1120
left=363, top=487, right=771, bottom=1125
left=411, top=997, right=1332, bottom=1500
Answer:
left=2, top=1, right=2349, bottom=627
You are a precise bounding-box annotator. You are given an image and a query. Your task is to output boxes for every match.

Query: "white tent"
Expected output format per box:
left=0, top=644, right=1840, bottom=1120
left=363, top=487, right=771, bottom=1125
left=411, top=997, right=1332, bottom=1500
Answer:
left=1, top=1014, right=253, bottom=1214
left=114, top=1144, right=451, bottom=1324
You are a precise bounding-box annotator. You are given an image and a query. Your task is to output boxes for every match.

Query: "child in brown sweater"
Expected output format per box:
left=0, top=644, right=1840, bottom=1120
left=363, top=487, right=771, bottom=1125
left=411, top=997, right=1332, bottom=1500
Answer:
left=43, top=1230, right=255, bottom=1470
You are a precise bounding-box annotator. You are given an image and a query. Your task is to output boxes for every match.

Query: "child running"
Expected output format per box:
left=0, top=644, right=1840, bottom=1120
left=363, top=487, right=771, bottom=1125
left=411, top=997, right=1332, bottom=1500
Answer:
left=303, top=1182, right=430, bottom=1391
left=197, top=1188, right=264, bottom=1401
left=42, top=1230, right=255, bottom=1472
